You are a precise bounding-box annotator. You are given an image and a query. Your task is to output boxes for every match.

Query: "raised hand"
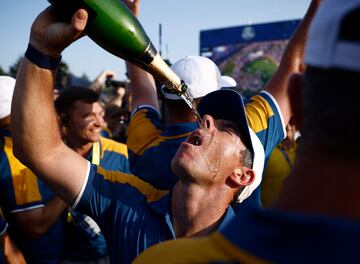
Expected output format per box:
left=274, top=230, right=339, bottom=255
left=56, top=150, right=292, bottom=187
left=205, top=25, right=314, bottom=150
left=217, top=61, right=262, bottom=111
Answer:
left=123, top=0, right=140, bottom=16
left=29, top=6, right=88, bottom=58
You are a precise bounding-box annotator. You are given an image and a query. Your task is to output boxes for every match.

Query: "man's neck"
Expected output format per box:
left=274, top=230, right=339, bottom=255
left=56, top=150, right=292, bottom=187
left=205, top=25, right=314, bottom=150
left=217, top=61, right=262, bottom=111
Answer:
left=66, top=137, right=93, bottom=157
left=273, top=146, right=360, bottom=220
left=171, top=181, right=231, bottom=238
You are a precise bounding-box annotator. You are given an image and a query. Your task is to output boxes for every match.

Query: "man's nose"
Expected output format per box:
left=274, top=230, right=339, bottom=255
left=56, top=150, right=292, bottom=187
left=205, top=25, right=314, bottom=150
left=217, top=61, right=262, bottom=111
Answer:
left=94, top=114, right=105, bottom=126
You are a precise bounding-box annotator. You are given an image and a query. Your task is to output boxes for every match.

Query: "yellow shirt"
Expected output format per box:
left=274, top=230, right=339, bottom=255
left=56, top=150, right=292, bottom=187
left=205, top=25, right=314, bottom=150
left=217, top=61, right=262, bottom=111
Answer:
left=261, top=142, right=297, bottom=207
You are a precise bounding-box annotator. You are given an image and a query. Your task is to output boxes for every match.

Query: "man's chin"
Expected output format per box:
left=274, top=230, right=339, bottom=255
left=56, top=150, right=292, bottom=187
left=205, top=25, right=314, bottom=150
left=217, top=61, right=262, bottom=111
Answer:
left=86, top=135, right=101, bottom=143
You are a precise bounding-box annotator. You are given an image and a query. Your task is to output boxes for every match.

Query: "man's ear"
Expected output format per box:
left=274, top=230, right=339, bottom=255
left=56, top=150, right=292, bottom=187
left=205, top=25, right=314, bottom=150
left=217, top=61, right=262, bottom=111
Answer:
left=229, top=167, right=255, bottom=188
left=288, top=73, right=304, bottom=133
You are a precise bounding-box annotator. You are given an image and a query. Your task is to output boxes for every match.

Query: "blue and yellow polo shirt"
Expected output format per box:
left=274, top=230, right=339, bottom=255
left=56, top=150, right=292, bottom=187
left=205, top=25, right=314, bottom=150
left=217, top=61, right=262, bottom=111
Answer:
left=0, top=128, right=64, bottom=264
left=236, top=90, right=286, bottom=208
left=63, top=136, right=130, bottom=261
left=134, top=208, right=360, bottom=263
left=85, top=136, right=130, bottom=172
left=128, top=91, right=285, bottom=203
left=74, top=163, right=235, bottom=263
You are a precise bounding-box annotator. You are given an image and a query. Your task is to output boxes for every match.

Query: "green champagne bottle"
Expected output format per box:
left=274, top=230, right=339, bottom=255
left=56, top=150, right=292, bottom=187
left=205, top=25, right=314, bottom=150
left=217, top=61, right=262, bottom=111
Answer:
left=48, top=0, right=186, bottom=95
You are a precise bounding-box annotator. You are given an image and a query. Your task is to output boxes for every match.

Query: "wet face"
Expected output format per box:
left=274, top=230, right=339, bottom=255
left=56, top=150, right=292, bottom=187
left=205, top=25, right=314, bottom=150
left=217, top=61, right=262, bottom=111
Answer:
left=66, top=101, right=105, bottom=144
left=171, top=114, right=247, bottom=186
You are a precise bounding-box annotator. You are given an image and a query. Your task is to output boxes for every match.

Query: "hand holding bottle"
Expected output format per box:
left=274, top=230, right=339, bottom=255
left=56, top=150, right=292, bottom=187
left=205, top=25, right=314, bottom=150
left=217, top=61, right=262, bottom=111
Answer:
left=30, top=6, right=88, bottom=59
left=48, top=0, right=186, bottom=95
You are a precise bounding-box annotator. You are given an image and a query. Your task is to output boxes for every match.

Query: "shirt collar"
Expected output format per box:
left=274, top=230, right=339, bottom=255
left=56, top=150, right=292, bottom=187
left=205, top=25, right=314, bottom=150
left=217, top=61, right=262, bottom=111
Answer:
left=218, top=205, right=236, bottom=231
left=0, top=128, right=11, bottom=137
left=149, top=192, right=171, bottom=215
left=149, top=193, right=235, bottom=236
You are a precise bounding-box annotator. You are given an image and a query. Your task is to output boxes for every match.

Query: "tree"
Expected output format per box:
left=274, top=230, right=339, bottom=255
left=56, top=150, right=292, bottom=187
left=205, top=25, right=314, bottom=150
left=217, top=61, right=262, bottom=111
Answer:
left=8, top=57, right=23, bottom=78
left=0, top=66, right=6, bottom=75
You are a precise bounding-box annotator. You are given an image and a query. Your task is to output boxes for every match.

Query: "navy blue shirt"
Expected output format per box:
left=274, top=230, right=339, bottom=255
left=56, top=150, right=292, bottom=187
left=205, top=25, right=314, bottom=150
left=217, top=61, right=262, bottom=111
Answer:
left=0, top=129, right=64, bottom=264
left=63, top=137, right=130, bottom=261
left=75, top=163, right=235, bottom=263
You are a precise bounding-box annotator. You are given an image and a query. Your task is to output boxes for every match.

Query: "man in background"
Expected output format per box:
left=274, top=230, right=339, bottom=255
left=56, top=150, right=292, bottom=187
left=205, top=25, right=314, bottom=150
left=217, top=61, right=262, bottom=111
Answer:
left=0, top=75, right=67, bottom=263
left=55, top=87, right=129, bottom=264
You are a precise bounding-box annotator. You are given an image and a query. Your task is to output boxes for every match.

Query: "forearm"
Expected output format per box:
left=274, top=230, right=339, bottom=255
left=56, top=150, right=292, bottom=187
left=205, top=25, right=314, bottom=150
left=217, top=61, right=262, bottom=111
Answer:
left=3, top=233, right=26, bottom=264
left=107, top=94, right=124, bottom=108
left=12, top=58, right=87, bottom=205
left=12, top=58, right=61, bottom=166
left=15, top=196, right=68, bottom=239
left=264, top=0, right=321, bottom=124
left=126, top=61, right=158, bottom=111
left=278, top=0, right=320, bottom=73
left=38, top=196, right=68, bottom=232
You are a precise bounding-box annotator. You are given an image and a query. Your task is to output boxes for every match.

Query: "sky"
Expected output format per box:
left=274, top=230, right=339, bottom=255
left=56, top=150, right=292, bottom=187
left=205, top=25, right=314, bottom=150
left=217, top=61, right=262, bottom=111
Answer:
left=0, top=0, right=311, bottom=81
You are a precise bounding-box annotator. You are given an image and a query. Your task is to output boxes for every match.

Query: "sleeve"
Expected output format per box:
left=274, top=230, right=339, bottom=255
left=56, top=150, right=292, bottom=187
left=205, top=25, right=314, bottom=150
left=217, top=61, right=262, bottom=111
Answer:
left=0, top=209, right=8, bottom=236
left=0, top=139, right=44, bottom=213
left=72, top=163, right=131, bottom=222
left=127, top=106, right=163, bottom=156
left=245, top=90, right=286, bottom=159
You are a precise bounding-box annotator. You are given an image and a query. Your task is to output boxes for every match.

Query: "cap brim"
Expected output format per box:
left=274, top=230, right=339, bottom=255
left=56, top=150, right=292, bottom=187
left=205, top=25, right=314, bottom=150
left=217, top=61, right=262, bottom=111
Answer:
left=198, top=89, right=252, bottom=152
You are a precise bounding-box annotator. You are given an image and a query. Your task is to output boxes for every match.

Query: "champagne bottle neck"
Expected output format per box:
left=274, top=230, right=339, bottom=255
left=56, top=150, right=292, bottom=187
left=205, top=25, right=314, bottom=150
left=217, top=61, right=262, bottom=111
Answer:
left=147, top=53, right=185, bottom=94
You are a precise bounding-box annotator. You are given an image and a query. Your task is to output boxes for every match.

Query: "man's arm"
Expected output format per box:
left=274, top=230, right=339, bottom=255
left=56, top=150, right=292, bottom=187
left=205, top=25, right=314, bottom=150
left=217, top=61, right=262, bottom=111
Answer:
left=11, top=7, right=89, bottom=205
left=89, top=69, right=116, bottom=93
left=2, top=232, right=27, bottom=264
left=123, top=0, right=159, bottom=112
left=264, top=0, right=321, bottom=125
left=127, top=62, right=158, bottom=111
left=14, top=197, right=67, bottom=239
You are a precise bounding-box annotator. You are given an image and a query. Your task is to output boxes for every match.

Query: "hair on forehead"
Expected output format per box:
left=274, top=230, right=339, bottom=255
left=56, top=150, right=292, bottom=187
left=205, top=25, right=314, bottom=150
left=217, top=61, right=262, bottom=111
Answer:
left=54, top=87, right=100, bottom=115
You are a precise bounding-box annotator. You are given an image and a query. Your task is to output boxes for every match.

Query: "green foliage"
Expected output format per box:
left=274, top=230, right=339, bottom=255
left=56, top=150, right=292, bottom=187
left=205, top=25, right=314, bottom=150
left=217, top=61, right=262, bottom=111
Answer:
left=81, top=73, right=89, bottom=81
left=222, top=61, right=236, bottom=76
left=8, top=56, right=23, bottom=78
left=0, top=66, right=5, bottom=75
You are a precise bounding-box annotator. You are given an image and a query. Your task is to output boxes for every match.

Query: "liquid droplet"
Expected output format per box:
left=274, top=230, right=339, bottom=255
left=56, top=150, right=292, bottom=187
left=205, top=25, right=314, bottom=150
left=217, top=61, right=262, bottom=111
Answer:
left=180, top=89, right=204, bottom=128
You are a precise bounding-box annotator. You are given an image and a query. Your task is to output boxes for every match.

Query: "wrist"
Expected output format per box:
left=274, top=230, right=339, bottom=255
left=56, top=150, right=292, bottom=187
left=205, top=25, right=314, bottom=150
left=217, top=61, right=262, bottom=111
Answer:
left=25, top=43, right=62, bottom=70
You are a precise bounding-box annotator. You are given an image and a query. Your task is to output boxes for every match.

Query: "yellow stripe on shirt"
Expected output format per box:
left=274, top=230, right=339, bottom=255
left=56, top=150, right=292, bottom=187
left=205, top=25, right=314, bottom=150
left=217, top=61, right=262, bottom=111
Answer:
left=97, top=166, right=168, bottom=203
left=134, top=232, right=270, bottom=264
left=100, top=137, right=128, bottom=158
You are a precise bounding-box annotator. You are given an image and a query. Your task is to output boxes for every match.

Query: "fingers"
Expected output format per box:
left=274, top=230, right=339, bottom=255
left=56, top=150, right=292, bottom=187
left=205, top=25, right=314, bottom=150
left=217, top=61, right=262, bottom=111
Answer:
left=72, top=9, right=88, bottom=31
left=64, top=9, right=88, bottom=42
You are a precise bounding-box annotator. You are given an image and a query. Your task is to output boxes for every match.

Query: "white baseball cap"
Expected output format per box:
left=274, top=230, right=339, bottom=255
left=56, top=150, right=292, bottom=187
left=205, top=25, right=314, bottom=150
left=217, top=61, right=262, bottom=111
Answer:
left=305, top=0, right=360, bottom=72
left=0, top=76, right=16, bottom=119
left=161, top=55, right=222, bottom=100
left=197, top=89, right=265, bottom=203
